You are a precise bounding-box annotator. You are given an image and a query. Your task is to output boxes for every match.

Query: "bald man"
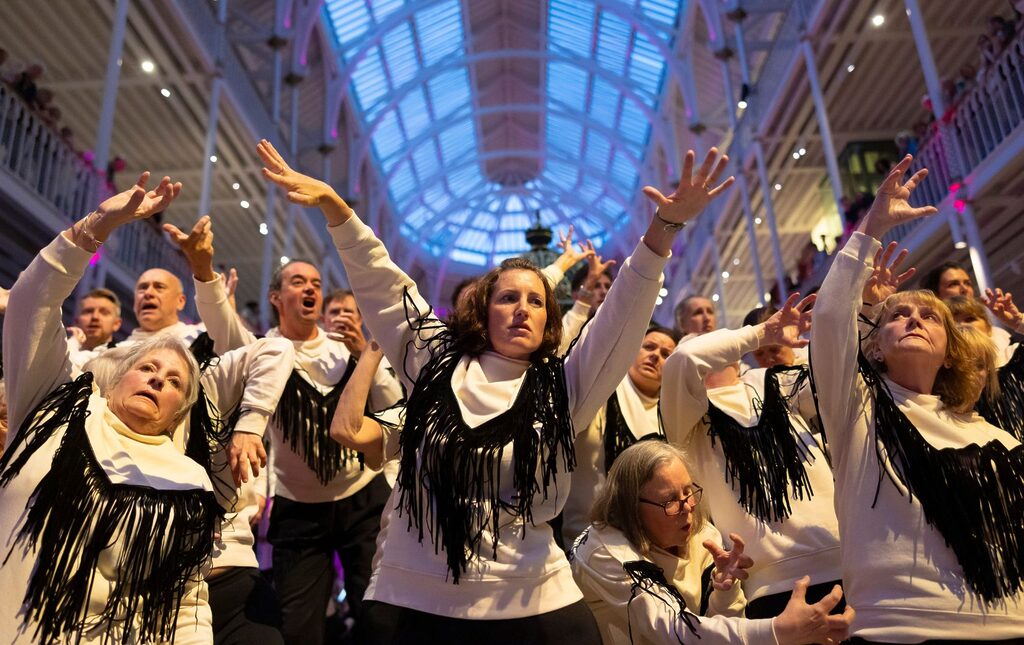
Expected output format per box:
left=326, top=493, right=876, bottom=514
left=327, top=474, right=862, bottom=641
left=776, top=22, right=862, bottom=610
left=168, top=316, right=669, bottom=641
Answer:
left=133, top=268, right=188, bottom=333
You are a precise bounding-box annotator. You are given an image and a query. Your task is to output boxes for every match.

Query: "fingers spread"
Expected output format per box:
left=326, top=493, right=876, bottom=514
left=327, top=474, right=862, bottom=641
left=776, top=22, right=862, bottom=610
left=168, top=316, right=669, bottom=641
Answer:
left=642, top=186, right=669, bottom=206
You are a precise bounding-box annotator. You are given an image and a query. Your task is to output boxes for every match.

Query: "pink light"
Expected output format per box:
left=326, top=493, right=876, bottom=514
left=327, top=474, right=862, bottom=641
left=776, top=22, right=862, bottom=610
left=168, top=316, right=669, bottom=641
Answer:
left=89, top=248, right=102, bottom=266
left=949, top=182, right=961, bottom=193
left=301, top=54, right=307, bottom=66
left=331, top=126, right=338, bottom=139
left=953, top=199, right=966, bottom=213
left=284, top=16, right=291, bottom=28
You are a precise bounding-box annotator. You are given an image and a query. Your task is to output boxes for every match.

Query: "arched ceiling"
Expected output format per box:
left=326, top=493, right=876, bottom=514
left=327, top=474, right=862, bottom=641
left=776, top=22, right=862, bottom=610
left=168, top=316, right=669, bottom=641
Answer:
left=322, top=0, right=684, bottom=269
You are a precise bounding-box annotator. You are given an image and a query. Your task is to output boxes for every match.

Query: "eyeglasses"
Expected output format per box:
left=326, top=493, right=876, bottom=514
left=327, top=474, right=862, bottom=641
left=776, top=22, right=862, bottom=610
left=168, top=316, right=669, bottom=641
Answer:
left=639, top=486, right=703, bottom=516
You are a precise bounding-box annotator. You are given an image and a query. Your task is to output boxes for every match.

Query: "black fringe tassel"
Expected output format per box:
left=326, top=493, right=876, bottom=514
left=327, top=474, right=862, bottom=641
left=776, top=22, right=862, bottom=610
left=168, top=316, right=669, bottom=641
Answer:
left=603, top=391, right=666, bottom=473
left=396, top=291, right=576, bottom=583
left=185, top=333, right=241, bottom=510
left=623, top=559, right=700, bottom=644
left=977, top=345, right=1024, bottom=442
left=0, top=373, right=219, bottom=644
left=271, top=362, right=361, bottom=485
left=858, top=352, right=1024, bottom=603
left=705, top=365, right=815, bottom=523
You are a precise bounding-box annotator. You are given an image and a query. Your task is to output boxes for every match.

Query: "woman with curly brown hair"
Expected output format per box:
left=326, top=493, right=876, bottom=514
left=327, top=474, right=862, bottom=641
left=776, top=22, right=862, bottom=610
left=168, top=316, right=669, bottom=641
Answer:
left=811, top=155, right=1024, bottom=641
left=256, top=138, right=733, bottom=643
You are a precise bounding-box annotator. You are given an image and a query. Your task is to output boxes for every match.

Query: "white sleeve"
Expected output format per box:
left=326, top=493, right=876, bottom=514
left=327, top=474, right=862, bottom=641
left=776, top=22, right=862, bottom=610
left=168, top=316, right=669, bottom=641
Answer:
left=368, top=362, right=405, bottom=412
left=194, top=275, right=258, bottom=354
left=660, top=326, right=761, bottom=445
left=541, top=263, right=566, bottom=289
left=809, top=232, right=880, bottom=463
left=564, top=239, right=668, bottom=431
left=575, top=545, right=776, bottom=645
left=200, top=337, right=296, bottom=439
left=557, top=300, right=592, bottom=357
left=328, top=216, right=440, bottom=393
left=3, top=233, right=91, bottom=431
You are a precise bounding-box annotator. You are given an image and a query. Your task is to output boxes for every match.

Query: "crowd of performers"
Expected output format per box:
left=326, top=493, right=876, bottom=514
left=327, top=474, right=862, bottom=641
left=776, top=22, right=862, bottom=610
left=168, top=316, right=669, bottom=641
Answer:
left=0, top=144, right=1023, bottom=644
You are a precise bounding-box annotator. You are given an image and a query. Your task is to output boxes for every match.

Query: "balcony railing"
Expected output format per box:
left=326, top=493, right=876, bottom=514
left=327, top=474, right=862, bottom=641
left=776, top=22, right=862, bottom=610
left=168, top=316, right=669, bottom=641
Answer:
left=0, top=83, right=190, bottom=285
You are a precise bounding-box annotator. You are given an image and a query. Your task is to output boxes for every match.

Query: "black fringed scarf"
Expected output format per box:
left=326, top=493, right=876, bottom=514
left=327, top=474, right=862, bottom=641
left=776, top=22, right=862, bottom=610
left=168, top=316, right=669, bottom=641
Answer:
left=271, top=359, right=361, bottom=485
left=622, top=559, right=700, bottom=643
left=396, top=320, right=575, bottom=583
left=705, top=365, right=815, bottom=523
left=603, top=390, right=666, bottom=473
left=0, top=373, right=219, bottom=644
left=977, top=344, right=1024, bottom=442
left=858, top=352, right=1024, bottom=603
left=186, top=332, right=237, bottom=507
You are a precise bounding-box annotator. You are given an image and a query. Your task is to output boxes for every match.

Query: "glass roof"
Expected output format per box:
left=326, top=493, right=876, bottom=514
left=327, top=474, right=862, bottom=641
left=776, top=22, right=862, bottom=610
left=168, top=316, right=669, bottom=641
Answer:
left=323, top=0, right=682, bottom=268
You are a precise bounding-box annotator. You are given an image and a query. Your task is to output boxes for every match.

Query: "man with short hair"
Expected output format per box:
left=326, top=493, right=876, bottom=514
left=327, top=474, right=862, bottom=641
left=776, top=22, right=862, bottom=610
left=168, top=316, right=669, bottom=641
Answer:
left=674, top=294, right=717, bottom=336
left=75, top=288, right=122, bottom=350
left=322, top=289, right=367, bottom=358
left=181, top=219, right=403, bottom=645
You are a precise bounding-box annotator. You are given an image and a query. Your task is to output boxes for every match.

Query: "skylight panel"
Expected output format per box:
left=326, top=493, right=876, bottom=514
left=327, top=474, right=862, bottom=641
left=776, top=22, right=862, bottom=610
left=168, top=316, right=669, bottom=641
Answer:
left=381, top=23, right=418, bottom=88
left=547, top=62, right=588, bottom=112
left=618, top=100, right=650, bottom=145
left=390, top=160, right=417, bottom=204
left=398, top=88, right=431, bottom=140
left=588, top=77, right=620, bottom=124
left=369, top=0, right=403, bottom=24
left=350, top=47, right=389, bottom=116
left=451, top=248, right=487, bottom=266
left=414, top=1, right=463, bottom=65
left=584, top=129, right=613, bottom=169
left=411, top=142, right=437, bottom=183
left=548, top=2, right=595, bottom=56
left=610, top=152, right=637, bottom=191
left=595, top=13, right=631, bottom=77
left=640, top=0, right=681, bottom=28
left=372, top=110, right=404, bottom=162
left=470, top=212, right=498, bottom=230
left=326, top=2, right=371, bottom=49
left=627, top=33, right=665, bottom=96
left=438, top=119, right=476, bottom=167
left=428, top=70, right=469, bottom=120
left=500, top=213, right=532, bottom=231
left=548, top=115, right=583, bottom=157
left=495, top=232, right=528, bottom=253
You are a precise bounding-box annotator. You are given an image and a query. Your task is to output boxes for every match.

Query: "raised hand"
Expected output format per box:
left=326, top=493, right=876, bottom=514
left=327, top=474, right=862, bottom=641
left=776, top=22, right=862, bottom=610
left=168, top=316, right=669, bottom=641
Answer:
left=771, top=577, right=854, bottom=645
left=584, top=240, right=616, bottom=280
left=984, top=287, right=1024, bottom=332
left=863, top=242, right=915, bottom=306
left=257, top=139, right=351, bottom=225
left=81, top=172, right=182, bottom=245
left=860, top=155, right=938, bottom=240
left=164, top=215, right=216, bottom=282
left=228, top=432, right=268, bottom=486
left=702, top=533, right=754, bottom=591
left=222, top=267, right=239, bottom=311
left=642, top=148, right=734, bottom=226
left=552, top=225, right=594, bottom=272
left=760, top=293, right=816, bottom=348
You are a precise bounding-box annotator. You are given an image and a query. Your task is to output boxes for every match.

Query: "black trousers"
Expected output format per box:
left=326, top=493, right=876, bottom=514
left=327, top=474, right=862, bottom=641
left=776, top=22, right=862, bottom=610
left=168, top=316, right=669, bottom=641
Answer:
left=208, top=567, right=284, bottom=645
left=268, top=476, right=390, bottom=645
left=355, top=599, right=602, bottom=645
left=744, top=579, right=846, bottom=618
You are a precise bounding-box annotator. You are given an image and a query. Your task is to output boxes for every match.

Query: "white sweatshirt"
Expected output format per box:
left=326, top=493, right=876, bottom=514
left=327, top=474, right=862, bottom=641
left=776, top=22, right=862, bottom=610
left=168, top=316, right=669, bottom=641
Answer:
left=661, top=326, right=842, bottom=601
left=572, top=523, right=776, bottom=645
left=811, top=231, right=1024, bottom=641
left=562, top=374, right=661, bottom=545
left=0, top=233, right=213, bottom=644
left=193, top=276, right=404, bottom=503
left=329, top=214, right=666, bottom=619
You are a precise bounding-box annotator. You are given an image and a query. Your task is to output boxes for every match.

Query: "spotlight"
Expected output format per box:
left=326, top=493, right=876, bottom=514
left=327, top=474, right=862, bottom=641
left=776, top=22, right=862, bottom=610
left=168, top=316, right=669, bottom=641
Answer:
left=754, top=217, right=763, bottom=225
left=798, top=147, right=807, bottom=156
left=722, top=271, right=730, bottom=279
left=160, top=88, right=171, bottom=98
left=774, top=183, right=782, bottom=191
left=732, top=258, right=740, bottom=266
left=737, top=100, right=748, bottom=109
left=141, top=60, right=156, bottom=74
left=209, top=155, right=218, bottom=163
left=712, top=293, right=720, bottom=302
left=240, top=200, right=250, bottom=209
left=232, top=182, right=240, bottom=190
left=871, top=14, right=885, bottom=27
left=259, top=223, right=269, bottom=236
left=280, top=256, right=290, bottom=265
left=847, top=64, right=856, bottom=73
left=792, top=151, right=801, bottom=160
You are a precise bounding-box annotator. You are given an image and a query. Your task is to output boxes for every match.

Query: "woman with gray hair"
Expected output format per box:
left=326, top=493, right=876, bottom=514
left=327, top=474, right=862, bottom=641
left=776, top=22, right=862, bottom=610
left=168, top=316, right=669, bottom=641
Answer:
left=570, top=440, right=853, bottom=644
left=0, top=173, right=219, bottom=644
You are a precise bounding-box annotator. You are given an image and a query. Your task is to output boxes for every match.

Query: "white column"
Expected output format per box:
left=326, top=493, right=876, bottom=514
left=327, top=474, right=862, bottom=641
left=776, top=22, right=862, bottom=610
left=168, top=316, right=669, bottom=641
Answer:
left=799, top=37, right=845, bottom=227
left=752, top=140, right=789, bottom=302
left=93, top=0, right=129, bottom=173
left=258, top=47, right=285, bottom=330
left=960, top=204, right=993, bottom=292
left=198, top=0, right=228, bottom=217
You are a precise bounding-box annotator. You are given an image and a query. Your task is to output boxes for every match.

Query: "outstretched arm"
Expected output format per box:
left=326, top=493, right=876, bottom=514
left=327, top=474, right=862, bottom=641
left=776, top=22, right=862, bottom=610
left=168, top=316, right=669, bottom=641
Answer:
left=566, top=149, right=734, bottom=429
left=4, top=173, right=181, bottom=430
left=256, top=139, right=437, bottom=390
left=812, top=156, right=936, bottom=457
left=329, top=341, right=386, bottom=468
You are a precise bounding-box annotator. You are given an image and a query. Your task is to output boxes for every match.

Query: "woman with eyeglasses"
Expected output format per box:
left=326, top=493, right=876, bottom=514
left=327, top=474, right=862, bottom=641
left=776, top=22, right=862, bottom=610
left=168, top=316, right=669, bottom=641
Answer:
left=811, top=156, right=1024, bottom=641
left=570, top=441, right=853, bottom=644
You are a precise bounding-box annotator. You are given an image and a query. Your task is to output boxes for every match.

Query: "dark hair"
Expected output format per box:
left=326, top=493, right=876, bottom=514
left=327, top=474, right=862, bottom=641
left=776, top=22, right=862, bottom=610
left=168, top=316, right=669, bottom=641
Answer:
left=646, top=322, right=681, bottom=344
left=448, top=258, right=562, bottom=359
left=919, top=261, right=972, bottom=296
left=450, top=277, right=477, bottom=309
left=742, top=305, right=778, bottom=328
left=268, top=258, right=319, bottom=324
left=80, top=288, right=122, bottom=315
left=323, top=288, right=356, bottom=314
left=570, top=266, right=613, bottom=293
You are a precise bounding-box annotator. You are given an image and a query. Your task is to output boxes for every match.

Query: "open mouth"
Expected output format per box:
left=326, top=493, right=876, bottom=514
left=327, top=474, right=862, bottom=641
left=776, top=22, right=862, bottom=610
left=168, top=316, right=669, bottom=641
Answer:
left=134, top=391, right=158, bottom=405
left=139, top=302, right=159, bottom=313
left=301, top=297, right=317, bottom=309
